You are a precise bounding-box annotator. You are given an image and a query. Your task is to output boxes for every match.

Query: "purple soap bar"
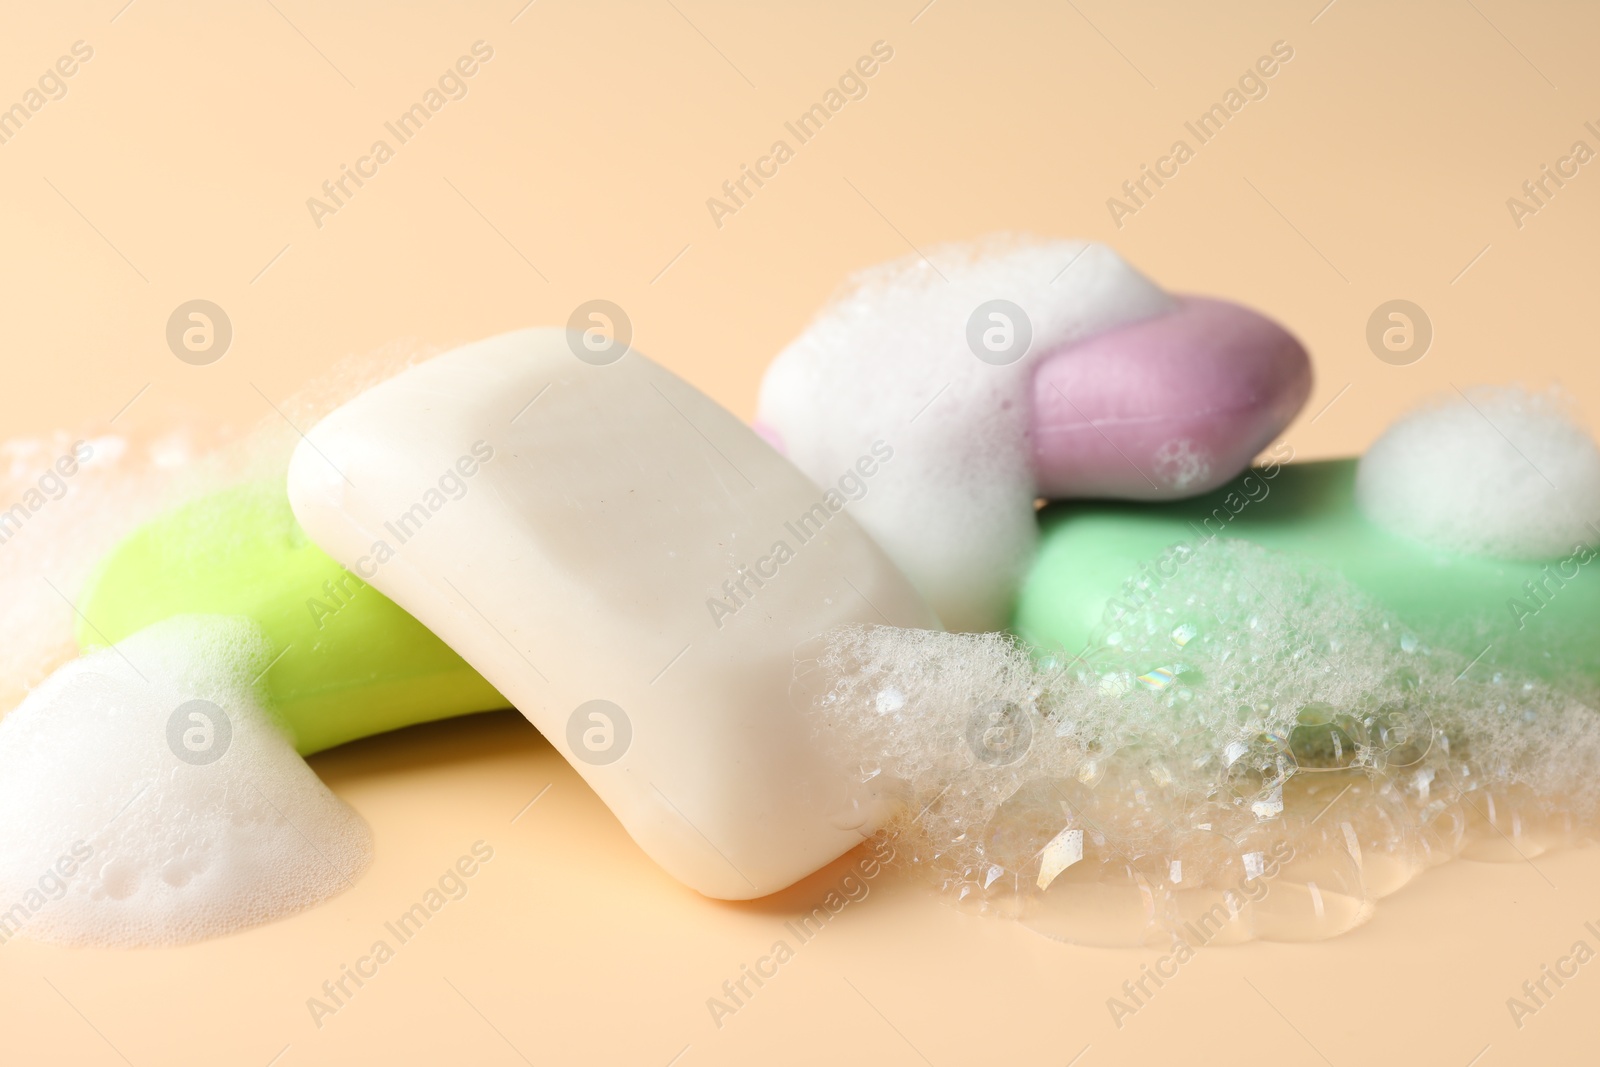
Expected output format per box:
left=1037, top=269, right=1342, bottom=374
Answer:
left=1031, top=296, right=1310, bottom=499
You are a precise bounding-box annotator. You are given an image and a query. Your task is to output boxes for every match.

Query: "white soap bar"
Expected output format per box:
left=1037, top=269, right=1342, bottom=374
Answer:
left=287, top=328, right=937, bottom=898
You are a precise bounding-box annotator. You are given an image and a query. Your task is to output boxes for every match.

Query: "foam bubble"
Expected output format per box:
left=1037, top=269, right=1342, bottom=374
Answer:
left=1356, top=386, right=1600, bottom=559
left=802, top=540, right=1599, bottom=944
left=0, top=615, right=372, bottom=947
left=759, top=238, right=1173, bottom=631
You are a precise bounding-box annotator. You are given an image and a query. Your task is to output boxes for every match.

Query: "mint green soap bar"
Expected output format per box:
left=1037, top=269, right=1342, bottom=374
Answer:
left=1014, top=459, right=1600, bottom=685
left=75, top=481, right=508, bottom=754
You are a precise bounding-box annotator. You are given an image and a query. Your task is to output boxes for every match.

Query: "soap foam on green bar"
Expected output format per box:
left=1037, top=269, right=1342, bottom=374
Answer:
left=1015, top=459, right=1600, bottom=688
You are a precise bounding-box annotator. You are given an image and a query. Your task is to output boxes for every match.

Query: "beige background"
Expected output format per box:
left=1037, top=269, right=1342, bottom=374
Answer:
left=3, top=1, right=1599, bottom=1064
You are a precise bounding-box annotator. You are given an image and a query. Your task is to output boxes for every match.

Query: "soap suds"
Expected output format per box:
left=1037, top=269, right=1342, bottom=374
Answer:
left=0, top=428, right=204, bottom=711
left=759, top=237, right=1174, bottom=631
left=803, top=540, right=1600, bottom=944
left=0, top=615, right=372, bottom=947
left=0, top=342, right=431, bottom=946
left=0, top=339, right=436, bottom=714
left=1357, top=386, right=1600, bottom=559
left=1151, top=437, right=1212, bottom=492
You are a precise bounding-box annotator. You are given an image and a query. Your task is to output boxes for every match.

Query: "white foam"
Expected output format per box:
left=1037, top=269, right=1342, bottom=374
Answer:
left=758, top=238, right=1172, bottom=631
left=803, top=540, right=1600, bottom=943
left=1356, top=386, right=1600, bottom=559
left=0, top=616, right=372, bottom=947
left=0, top=340, right=439, bottom=716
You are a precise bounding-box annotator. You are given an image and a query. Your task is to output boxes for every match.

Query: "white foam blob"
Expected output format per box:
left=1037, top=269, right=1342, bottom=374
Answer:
left=1356, top=386, right=1600, bottom=559
left=0, top=615, right=372, bottom=947
left=758, top=238, right=1173, bottom=631
left=803, top=541, right=1600, bottom=944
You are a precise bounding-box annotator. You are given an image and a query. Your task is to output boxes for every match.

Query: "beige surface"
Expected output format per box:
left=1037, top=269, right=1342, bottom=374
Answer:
left=3, top=1, right=1599, bottom=1064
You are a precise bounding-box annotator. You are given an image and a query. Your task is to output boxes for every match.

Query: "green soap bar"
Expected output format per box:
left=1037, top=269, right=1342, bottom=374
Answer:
left=75, top=481, right=508, bottom=754
left=1015, top=459, right=1600, bottom=685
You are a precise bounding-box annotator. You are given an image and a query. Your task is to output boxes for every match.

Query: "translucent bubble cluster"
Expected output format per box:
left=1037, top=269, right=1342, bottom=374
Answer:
left=801, top=541, right=1600, bottom=945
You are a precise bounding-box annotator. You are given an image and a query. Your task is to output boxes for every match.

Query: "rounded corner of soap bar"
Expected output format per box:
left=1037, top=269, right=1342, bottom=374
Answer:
left=286, top=430, right=358, bottom=535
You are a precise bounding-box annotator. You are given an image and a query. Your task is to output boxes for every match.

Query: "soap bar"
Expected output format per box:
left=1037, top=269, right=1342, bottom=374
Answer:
left=758, top=240, right=1172, bottom=632
left=287, top=328, right=937, bottom=898
left=756, top=239, right=1310, bottom=633
left=1015, top=458, right=1600, bottom=687
left=75, top=481, right=506, bottom=755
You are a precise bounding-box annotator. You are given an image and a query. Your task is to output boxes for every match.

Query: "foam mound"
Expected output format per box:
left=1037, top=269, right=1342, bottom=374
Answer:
left=0, top=615, right=372, bottom=947
left=758, top=237, right=1174, bottom=631
left=802, top=540, right=1600, bottom=945
left=1356, top=386, right=1600, bottom=559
